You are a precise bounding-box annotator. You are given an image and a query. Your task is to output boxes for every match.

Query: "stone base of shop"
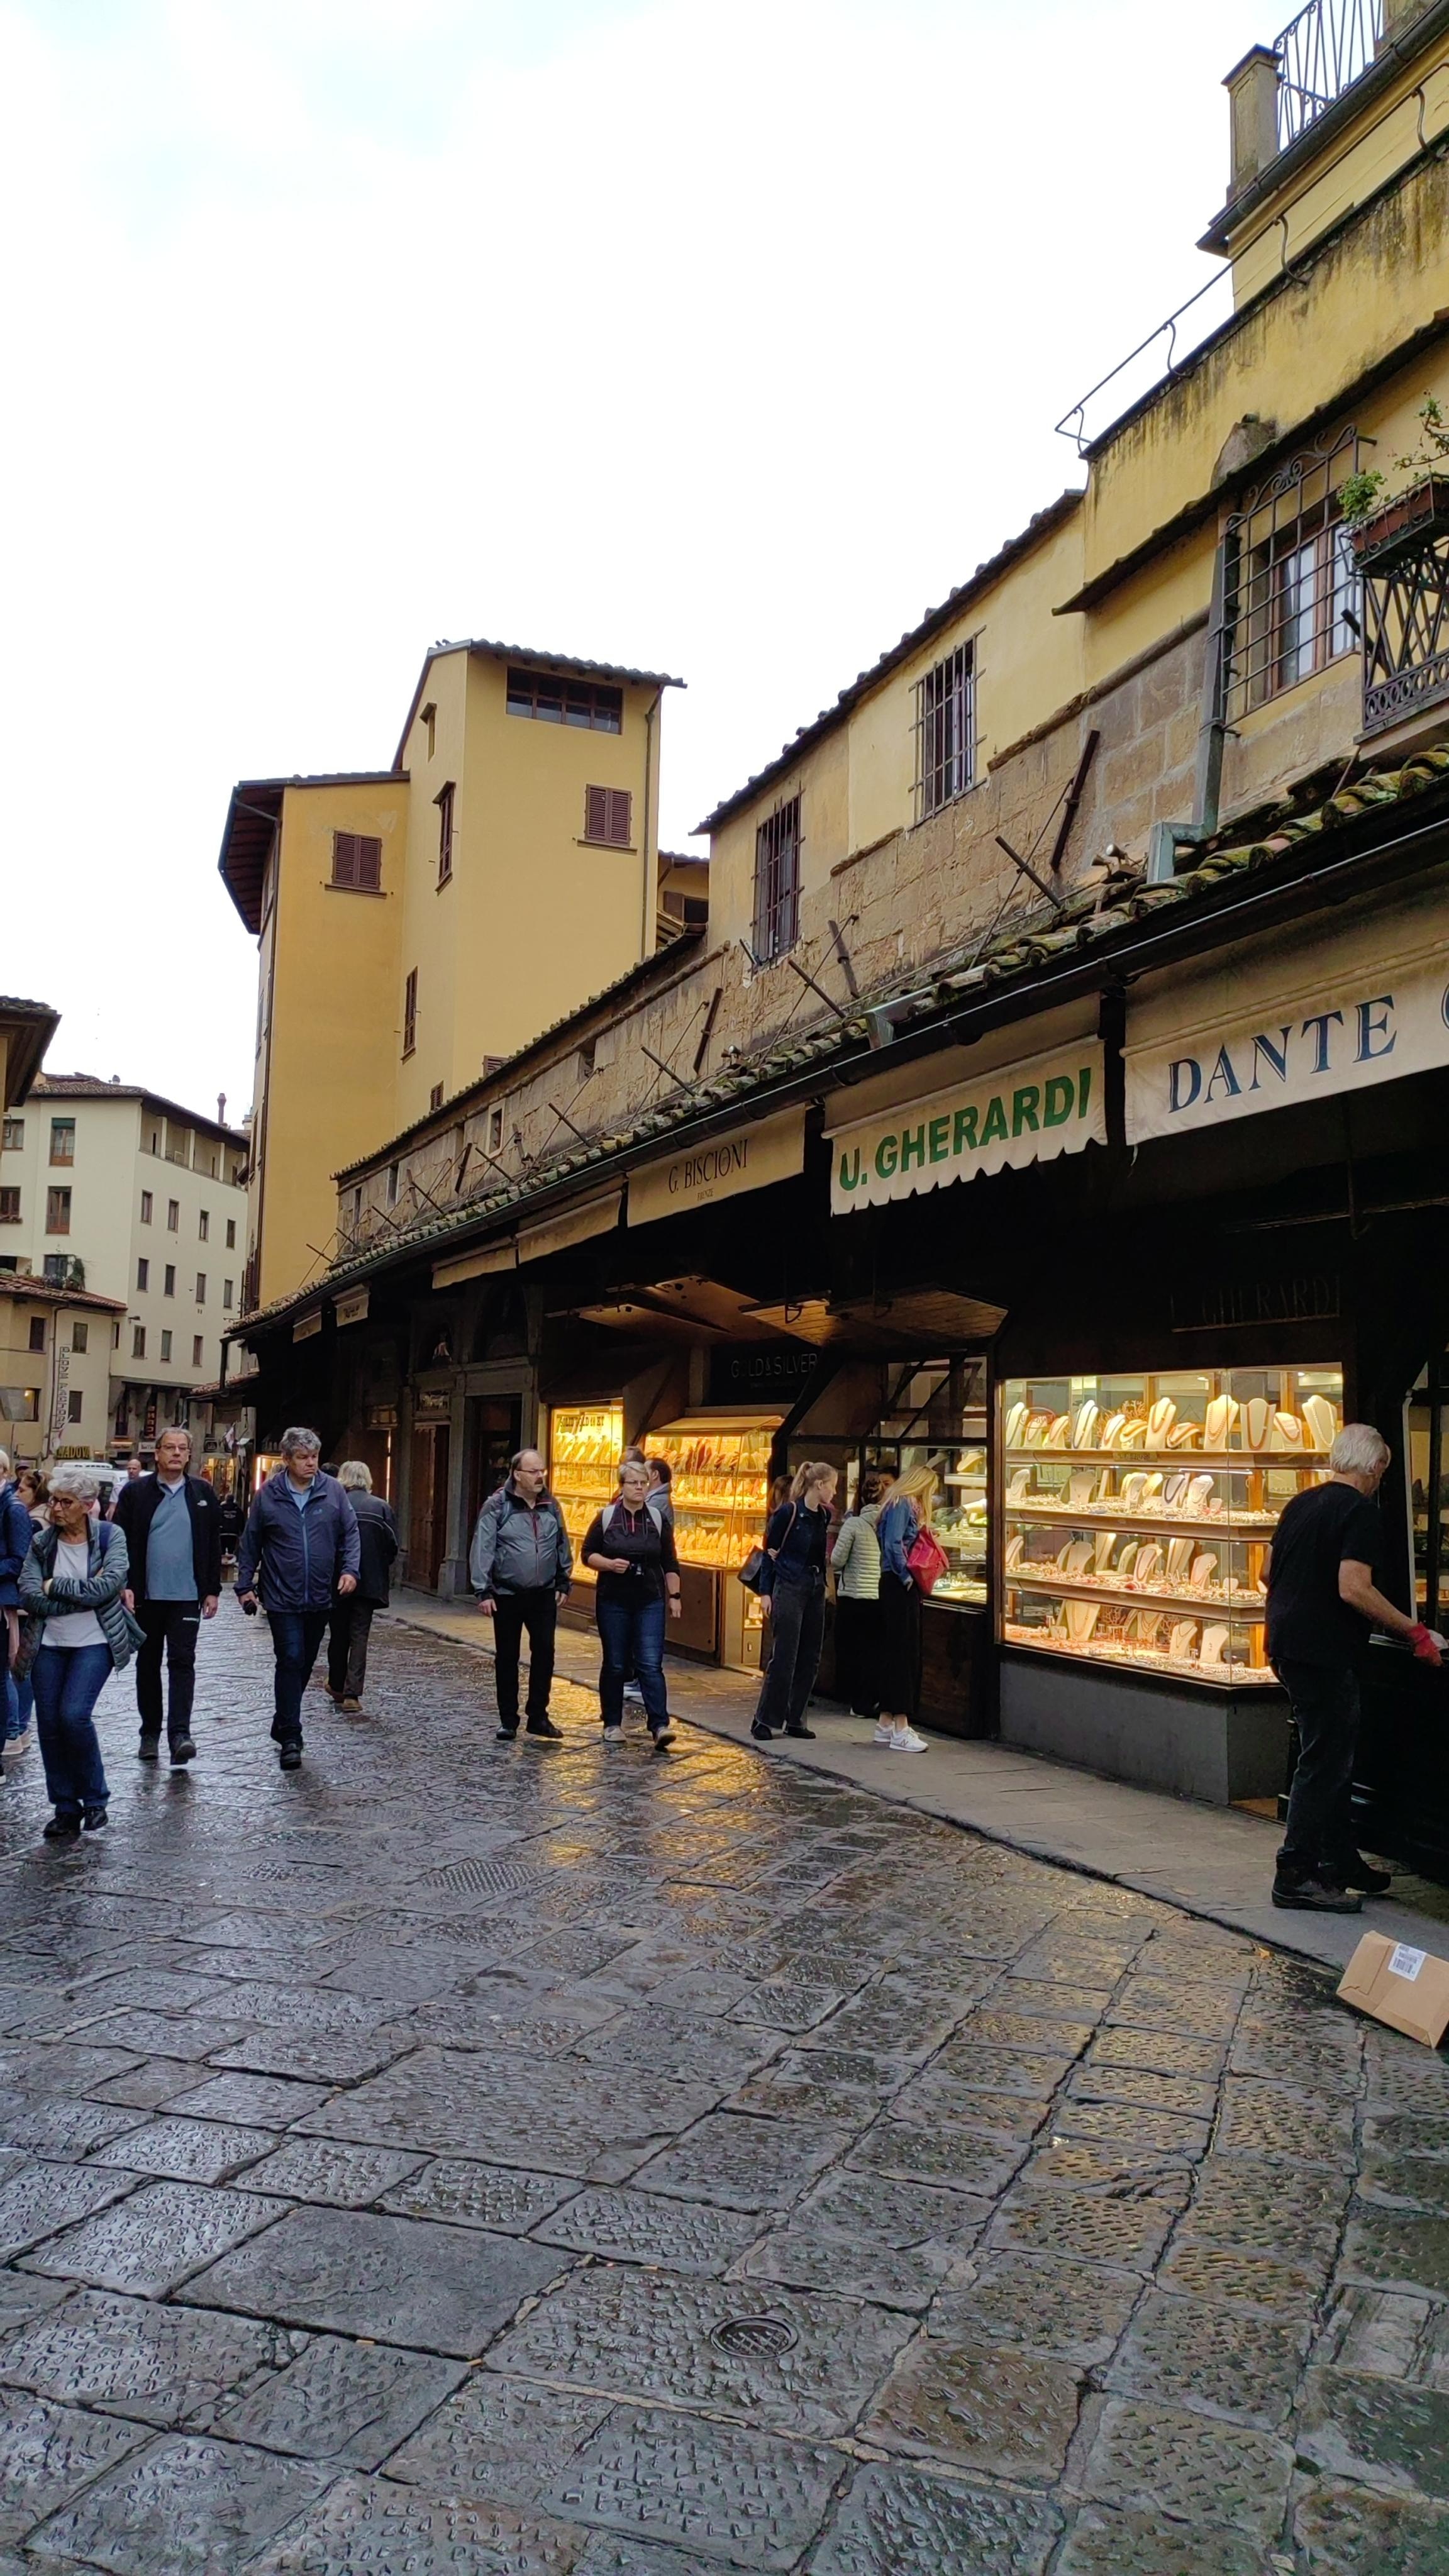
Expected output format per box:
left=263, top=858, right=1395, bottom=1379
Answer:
left=999, top=1651, right=1290, bottom=1806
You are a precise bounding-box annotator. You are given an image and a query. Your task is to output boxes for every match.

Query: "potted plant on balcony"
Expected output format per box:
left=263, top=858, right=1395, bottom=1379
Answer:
left=1340, top=397, right=1449, bottom=571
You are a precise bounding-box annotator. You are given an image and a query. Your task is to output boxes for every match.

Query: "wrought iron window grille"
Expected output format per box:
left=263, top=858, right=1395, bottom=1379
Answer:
left=1275, top=0, right=1382, bottom=152
left=914, top=644, right=976, bottom=823
left=1361, top=504, right=1449, bottom=733
left=1219, top=428, right=1363, bottom=721
left=752, top=794, right=802, bottom=964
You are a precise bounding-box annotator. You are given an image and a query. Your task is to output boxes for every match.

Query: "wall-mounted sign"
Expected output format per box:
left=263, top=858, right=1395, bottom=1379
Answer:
left=629, top=1106, right=806, bottom=1228
left=518, top=1191, right=622, bottom=1266
left=367, top=1404, right=399, bottom=1430
left=1124, top=895, right=1449, bottom=1143
left=706, top=1343, right=820, bottom=1405
left=335, top=1287, right=370, bottom=1328
left=415, top=1388, right=450, bottom=1417
left=292, top=1309, right=323, bottom=1342
left=827, top=1041, right=1105, bottom=1214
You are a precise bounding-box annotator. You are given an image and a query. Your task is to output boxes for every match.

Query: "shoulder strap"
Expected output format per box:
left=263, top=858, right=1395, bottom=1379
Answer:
left=96, top=1520, right=114, bottom=1557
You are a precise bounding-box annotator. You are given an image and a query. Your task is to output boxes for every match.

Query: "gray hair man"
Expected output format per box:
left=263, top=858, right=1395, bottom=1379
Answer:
left=469, top=1448, right=573, bottom=1743
left=112, top=1425, right=223, bottom=1768
left=1266, top=1421, right=1441, bottom=1913
left=324, top=1462, right=399, bottom=1713
left=236, top=1430, right=360, bottom=1770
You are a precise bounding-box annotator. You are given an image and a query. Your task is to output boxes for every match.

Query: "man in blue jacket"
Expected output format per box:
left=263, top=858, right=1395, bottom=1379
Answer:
left=0, top=1446, right=36, bottom=1754
left=236, top=1426, right=360, bottom=1770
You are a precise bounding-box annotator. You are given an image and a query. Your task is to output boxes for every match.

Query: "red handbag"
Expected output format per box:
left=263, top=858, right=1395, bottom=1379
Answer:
left=905, top=1523, right=950, bottom=1596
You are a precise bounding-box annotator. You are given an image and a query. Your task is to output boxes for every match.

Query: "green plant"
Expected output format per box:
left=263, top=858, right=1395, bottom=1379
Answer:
left=1338, top=396, right=1449, bottom=526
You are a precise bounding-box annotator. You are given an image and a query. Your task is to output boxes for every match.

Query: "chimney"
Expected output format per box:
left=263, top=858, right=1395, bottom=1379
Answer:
left=1225, top=45, right=1281, bottom=197
left=218, top=1092, right=226, bottom=1126
left=1382, top=0, right=1430, bottom=35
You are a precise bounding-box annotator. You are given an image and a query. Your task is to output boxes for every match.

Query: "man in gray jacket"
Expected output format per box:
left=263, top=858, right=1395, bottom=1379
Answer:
left=469, top=1450, right=573, bottom=1743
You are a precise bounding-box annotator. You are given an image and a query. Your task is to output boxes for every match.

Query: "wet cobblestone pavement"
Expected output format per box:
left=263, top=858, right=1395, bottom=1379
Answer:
left=2, top=1601, right=1449, bottom=2571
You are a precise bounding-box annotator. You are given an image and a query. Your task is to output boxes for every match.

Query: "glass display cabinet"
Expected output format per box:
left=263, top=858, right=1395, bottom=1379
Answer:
left=863, top=1357, right=989, bottom=1607
left=998, top=1365, right=1344, bottom=1685
left=548, top=1401, right=625, bottom=1593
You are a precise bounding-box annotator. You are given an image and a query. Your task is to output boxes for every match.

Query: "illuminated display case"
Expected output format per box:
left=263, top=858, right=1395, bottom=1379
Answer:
left=863, top=1358, right=988, bottom=1608
left=548, top=1401, right=625, bottom=1591
left=999, top=1365, right=1343, bottom=1687
left=650, top=1413, right=781, bottom=1668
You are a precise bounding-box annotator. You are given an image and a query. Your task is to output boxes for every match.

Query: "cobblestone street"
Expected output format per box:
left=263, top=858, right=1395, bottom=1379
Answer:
left=1, top=1601, right=1448, bottom=2573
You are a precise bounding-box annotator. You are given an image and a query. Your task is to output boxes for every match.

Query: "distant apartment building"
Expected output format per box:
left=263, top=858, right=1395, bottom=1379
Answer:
left=0, top=1076, right=248, bottom=1455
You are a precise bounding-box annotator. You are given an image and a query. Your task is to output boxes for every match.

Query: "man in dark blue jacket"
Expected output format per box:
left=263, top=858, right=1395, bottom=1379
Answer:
left=236, top=1427, right=360, bottom=1770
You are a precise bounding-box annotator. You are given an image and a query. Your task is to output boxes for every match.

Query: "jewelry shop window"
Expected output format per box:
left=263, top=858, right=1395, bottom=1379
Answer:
left=1000, top=1366, right=1344, bottom=1684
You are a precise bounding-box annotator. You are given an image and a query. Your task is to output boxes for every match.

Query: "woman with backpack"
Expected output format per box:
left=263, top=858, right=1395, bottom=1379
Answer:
left=17, top=1464, right=136, bottom=1839
left=875, top=1462, right=941, bottom=1753
left=581, top=1455, right=681, bottom=1745
left=750, top=1461, right=838, bottom=1745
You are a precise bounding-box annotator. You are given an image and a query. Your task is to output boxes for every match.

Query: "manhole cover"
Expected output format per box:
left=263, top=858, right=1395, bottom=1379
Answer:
left=709, top=2314, right=798, bottom=2358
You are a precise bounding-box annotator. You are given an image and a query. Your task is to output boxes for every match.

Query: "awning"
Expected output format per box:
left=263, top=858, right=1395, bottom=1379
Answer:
left=826, top=1039, right=1104, bottom=1214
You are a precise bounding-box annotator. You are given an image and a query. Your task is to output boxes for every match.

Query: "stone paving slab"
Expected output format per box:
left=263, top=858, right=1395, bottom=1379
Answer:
left=3, top=1599, right=1446, bottom=2569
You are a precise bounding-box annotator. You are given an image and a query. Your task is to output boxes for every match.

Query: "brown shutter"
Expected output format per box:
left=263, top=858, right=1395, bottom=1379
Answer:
left=585, top=784, right=608, bottom=842
left=333, top=833, right=357, bottom=886
left=358, top=836, right=382, bottom=890
left=608, top=789, right=631, bottom=845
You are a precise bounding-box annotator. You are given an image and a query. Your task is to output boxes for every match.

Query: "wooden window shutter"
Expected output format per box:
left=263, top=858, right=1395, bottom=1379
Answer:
left=358, top=836, right=382, bottom=890
left=333, top=833, right=357, bottom=886
left=608, top=789, right=631, bottom=845
left=585, top=785, right=608, bottom=841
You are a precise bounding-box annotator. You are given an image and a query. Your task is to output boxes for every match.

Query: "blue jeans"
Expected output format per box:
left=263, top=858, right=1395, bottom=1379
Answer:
left=269, top=1610, right=330, bottom=1743
left=596, top=1593, right=667, bottom=1730
left=5, top=1665, right=33, bottom=1738
left=31, top=1644, right=112, bottom=1817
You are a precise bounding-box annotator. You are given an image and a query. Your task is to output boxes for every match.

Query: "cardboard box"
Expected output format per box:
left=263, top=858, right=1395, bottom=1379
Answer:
left=1337, top=1931, right=1449, bottom=2048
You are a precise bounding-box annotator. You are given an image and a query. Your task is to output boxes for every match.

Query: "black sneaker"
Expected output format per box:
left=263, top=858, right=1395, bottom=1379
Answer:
left=784, top=1723, right=816, bottom=1739
left=525, top=1715, right=564, bottom=1740
left=82, top=1806, right=108, bottom=1831
left=1272, top=1875, right=1362, bottom=1913
left=750, top=1721, right=775, bottom=1742
left=1340, top=1856, right=1394, bottom=1897
left=138, top=1736, right=161, bottom=1762
left=279, top=1743, right=303, bottom=1771
left=496, top=1725, right=519, bottom=1743
left=43, top=1814, right=81, bottom=1840
left=170, top=1736, right=196, bottom=1766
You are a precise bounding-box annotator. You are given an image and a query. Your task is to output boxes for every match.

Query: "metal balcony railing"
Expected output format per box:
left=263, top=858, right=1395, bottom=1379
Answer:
left=1275, top=0, right=1384, bottom=148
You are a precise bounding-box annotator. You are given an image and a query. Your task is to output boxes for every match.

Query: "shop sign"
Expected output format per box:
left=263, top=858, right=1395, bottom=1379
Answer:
left=707, top=1344, right=820, bottom=1404
left=1124, top=902, right=1449, bottom=1142
left=292, top=1309, right=323, bottom=1342
left=335, top=1287, right=369, bottom=1328
left=48, top=1343, right=70, bottom=1454
left=518, top=1190, right=622, bottom=1266
left=827, top=1041, right=1105, bottom=1214
left=415, top=1388, right=450, bottom=1417
left=628, top=1106, right=806, bottom=1228
left=367, top=1404, right=398, bottom=1430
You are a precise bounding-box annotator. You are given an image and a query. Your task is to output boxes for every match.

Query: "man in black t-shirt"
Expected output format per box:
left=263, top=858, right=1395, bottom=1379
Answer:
left=1267, top=1422, right=1442, bottom=1912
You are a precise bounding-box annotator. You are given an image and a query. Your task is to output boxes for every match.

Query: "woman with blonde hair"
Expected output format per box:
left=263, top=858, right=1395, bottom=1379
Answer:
left=751, top=1460, right=838, bottom=1745
left=875, top=1461, right=937, bottom=1753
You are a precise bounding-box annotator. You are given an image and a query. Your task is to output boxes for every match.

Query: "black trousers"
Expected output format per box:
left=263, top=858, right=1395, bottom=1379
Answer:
left=1276, top=1659, right=1362, bottom=1882
left=753, top=1574, right=826, bottom=1733
left=135, top=1601, right=201, bottom=1743
left=833, top=1595, right=882, bottom=1717
left=493, top=1588, right=558, bottom=1728
left=326, top=1599, right=376, bottom=1701
left=879, top=1577, right=923, bottom=1719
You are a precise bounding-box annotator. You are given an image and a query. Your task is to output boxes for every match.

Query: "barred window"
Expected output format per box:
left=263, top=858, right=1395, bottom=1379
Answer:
left=1223, top=431, right=1362, bottom=720
left=752, top=795, right=802, bottom=964
left=915, top=643, right=975, bottom=821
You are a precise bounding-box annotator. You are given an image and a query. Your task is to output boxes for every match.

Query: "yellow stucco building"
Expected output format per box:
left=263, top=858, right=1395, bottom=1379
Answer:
left=219, top=638, right=684, bottom=1311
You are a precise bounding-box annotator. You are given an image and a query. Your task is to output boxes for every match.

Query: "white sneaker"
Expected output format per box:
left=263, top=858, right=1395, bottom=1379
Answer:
left=622, top=1682, right=643, bottom=1704
left=602, top=1724, right=625, bottom=1743
left=872, top=1721, right=892, bottom=1746
left=889, top=1727, right=927, bottom=1753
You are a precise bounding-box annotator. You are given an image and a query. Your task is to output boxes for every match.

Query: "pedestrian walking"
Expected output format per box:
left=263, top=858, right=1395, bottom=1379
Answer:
left=831, top=1470, right=886, bottom=1733
left=235, top=1429, right=360, bottom=1770
left=17, top=1465, right=137, bottom=1840
left=582, top=1456, right=681, bottom=1745
left=469, top=1448, right=572, bottom=1743
left=112, top=1426, right=222, bottom=1769
left=1267, top=1421, right=1442, bottom=1912
left=647, top=1457, right=675, bottom=1523
left=0, top=1446, right=37, bottom=1756
left=325, top=1463, right=398, bottom=1714
left=107, top=1458, right=145, bottom=1520
left=875, top=1462, right=938, bottom=1752
left=751, top=1461, right=838, bottom=1745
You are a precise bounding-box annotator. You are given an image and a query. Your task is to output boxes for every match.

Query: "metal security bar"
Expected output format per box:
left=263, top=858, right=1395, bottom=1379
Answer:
left=1221, top=430, right=1363, bottom=721
left=914, top=645, right=975, bottom=823
left=1275, top=0, right=1383, bottom=148
left=1362, top=535, right=1449, bottom=731
left=752, top=795, right=801, bottom=963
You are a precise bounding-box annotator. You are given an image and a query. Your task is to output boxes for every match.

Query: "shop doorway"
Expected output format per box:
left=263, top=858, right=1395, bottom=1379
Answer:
left=465, top=1397, right=522, bottom=1540
left=408, top=1421, right=450, bottom=1591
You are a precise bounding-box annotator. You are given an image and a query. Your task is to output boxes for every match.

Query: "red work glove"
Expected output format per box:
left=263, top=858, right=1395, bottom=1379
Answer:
left=1408, top=1623, right=1443, bottom=1665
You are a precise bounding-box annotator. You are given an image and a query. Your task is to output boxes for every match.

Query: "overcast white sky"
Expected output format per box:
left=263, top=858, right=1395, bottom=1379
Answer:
left=1, top=0, right=1273, bottom=1119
